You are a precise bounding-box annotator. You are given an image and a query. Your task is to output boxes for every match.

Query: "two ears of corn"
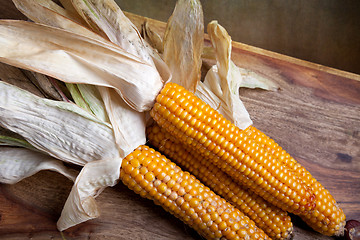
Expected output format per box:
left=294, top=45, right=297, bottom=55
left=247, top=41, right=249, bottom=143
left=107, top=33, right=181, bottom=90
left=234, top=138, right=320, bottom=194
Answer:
left=0, top=0, right=347, bottom=239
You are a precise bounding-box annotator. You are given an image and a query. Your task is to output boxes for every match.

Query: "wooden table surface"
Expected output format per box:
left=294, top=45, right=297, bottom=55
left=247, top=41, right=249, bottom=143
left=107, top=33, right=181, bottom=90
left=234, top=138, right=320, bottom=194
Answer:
left=0, top=1, right=359, bottom=239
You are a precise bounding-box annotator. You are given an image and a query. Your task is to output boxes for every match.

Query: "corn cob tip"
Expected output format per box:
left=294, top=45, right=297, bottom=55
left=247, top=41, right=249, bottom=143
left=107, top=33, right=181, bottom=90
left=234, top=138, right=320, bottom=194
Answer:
left=335, top=220, right=346, bottom=237
left=285, top=227, right=294, bottom=240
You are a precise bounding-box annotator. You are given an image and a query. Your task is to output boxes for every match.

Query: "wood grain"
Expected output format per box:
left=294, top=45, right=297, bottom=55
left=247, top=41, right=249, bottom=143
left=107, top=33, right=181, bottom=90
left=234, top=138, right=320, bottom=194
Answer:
left=0, top=1, right=359, bottom=240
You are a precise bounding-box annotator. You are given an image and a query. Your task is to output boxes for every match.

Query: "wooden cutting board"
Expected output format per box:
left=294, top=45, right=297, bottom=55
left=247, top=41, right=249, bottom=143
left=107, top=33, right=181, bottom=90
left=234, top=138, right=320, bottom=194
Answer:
left=0, top=1, right=359, bottom=239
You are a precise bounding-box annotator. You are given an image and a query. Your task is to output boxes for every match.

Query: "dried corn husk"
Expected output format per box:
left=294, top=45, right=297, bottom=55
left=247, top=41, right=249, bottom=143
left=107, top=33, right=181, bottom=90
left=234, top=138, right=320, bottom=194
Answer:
left=0, top=147, right=77, bottom=184
left=196, top=21, right=252, bottom=129
left=237, top=68, right=278, bottom=91
left=11, top=0, right=151, bottom=148
left=61, top=0, right=153, bottom=151
left=11, top=0, right=171, bottom=97
left=59, top=0, right=86, bottom=22
left=57, top=157, right=122, bottom=230
left=141, top=21, right=164, bottom=54
left=4, top=1, right=167, bottom=229
left=98, top=87, right=146, bottom=156
left=160, top=1, right=251, bottom=129
left=58, top=85, right=145, bottom=230
left=12, top=0, right=91, bottom=34
left=162, top=0, right=204, bottom=92
left=202, top=46, right=278, bottom=91
left=69, top=0, right=171, bottom=82
left=0, top=81, right=130, bottom=230
left=0, top=20, right=163, bottom=112
left=0, top=81, right=119, bottom=166
left=70, top=0, right=153, bottom=63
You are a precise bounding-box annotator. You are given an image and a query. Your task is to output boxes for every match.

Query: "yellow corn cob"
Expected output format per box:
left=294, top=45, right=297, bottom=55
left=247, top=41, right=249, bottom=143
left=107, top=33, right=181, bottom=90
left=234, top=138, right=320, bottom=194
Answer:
left=120, top=145, right=270, bottom=240
left=244, top=126, right=346, bottom=236
left=150, top=82, right=315, bottom=215
left=146, top=123, right=294, bottom=240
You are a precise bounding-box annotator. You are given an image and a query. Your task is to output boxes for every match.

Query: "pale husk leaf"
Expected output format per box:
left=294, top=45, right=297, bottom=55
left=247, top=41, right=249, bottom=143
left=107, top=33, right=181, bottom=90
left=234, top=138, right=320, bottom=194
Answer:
left=163, top=0, right=204, bottom=93
left=59, top=0, right=86, bottom=22
left=69, top=0, right=171, bottom=86
left=0, top=20, right=163, bottom=112
left=98, top=87, right=146, bottom=158
left=12, top=0, right=144, bottom=142
left=72, top=0, right=153, bottom=64
left=1, top=5, right=150, bottom=228
left=5, top=0, right=160, bottom=231
left=12, top=0, right=90, bottom=32
left=0, top=135, right=36, bottom=150
left=198, top=21, right=252, bottom=129
left=70, top=0, right=154, bottom=65
left=66, top=82, right=109, bottom=124
left=57, top=87, right=145, bottom=230
left=0, top=147, right=77, bottom=184
left=0, top=81, right=119, bottom=166
left=60, top=81, right=145, bottom=231
left=141, top=21, right=164, bottom=54
left=64, top=0, right=160, bottom=154
left=77, top=84, right=109, bottom=123
left=66, top=83, right=93, bottom=113
left=196, top=76, right=249, bottom=127
left=196, top=80, right=224, bottom=113
left=237, top=67, right=279, bottom=91
left=202, top=46, right=278, bottom=91
left=13, top=0, right=75, bottom=21
left=57, top=157, right=122, bottom=231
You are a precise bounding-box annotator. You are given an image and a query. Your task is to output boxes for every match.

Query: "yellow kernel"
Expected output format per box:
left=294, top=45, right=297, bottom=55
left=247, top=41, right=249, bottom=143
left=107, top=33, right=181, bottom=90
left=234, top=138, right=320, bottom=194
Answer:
left=210, top=212, right=219, bottom=221
left=157, top=183, right=167, bottom=194
left=144, top=172, right=155, bottom=182
left=176, top=197, right=185, bottom=206
left=181, top=202, right=190, bottom=211
left=130, top=159, right=140, bottom=168
left=218, top=221, right=227, bottom=231
left=189, top=198, right=199, bottom=208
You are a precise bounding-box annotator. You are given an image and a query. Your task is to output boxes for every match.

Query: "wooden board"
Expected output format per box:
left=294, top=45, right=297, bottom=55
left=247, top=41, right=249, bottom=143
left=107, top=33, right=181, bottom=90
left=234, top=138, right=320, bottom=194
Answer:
left=0, top=1, right=359, bottom=239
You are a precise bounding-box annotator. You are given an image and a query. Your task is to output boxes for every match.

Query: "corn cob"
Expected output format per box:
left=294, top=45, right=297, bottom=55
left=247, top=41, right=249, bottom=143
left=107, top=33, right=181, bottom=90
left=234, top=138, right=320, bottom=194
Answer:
left=244, top=126, right=346, bottom=236
left=120, top=145, right=270, bottom=240
left=147, top=123, right=294, bottom=240
left=150, top=82, right=315, bottom=215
